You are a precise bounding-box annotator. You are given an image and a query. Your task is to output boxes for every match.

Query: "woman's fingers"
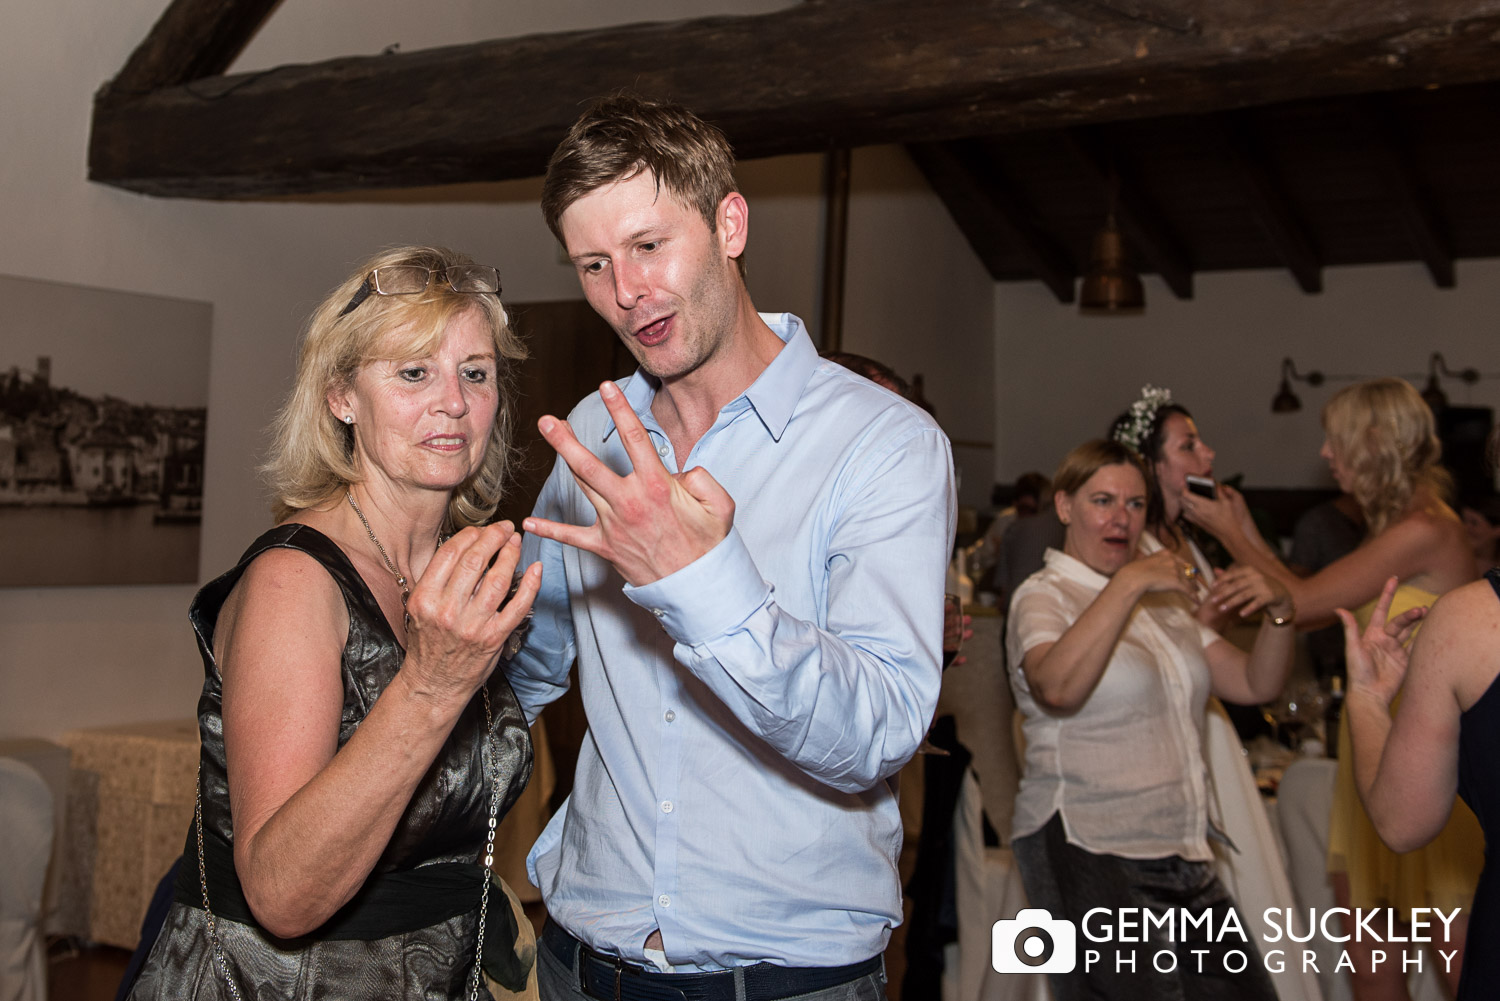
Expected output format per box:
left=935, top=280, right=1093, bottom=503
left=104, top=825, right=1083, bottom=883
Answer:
left=1369, top=575, right=1400, bottom=631
left=495, top=562, right=542, bottom=636
left=404, top=526, right=532, bottom=686
left=1388, top=606, right=1428, bottom=647
left=472, top=532, right=523, bottom=607
left=1336, top=608, right=1369, bottom=680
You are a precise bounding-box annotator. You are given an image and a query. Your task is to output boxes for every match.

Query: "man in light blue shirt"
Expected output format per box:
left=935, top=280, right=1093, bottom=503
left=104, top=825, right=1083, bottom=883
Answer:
left=509, top=93, right=955, bottom=1001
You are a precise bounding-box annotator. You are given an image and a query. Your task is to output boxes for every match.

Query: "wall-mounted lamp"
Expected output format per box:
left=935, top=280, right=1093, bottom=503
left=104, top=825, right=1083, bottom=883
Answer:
left=1420, top=352, right=1480, bottom=413
left=1271, top=358, right=1325, bottom=413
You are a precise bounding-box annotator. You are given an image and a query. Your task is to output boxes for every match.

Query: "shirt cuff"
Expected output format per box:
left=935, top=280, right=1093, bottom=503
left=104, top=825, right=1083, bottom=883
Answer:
left=622, top=528, right=771, bottom=645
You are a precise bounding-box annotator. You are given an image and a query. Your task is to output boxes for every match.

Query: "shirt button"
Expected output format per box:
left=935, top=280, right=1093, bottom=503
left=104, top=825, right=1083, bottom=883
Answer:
left=664, top=710, right=676, bottom=723
left=657, top=443, right=669, bottom=458
left=658, top=894, right=671, bottom=908
left=661, top=800, right=674, bottom=814
left=652, top=608, right=666, bottom=618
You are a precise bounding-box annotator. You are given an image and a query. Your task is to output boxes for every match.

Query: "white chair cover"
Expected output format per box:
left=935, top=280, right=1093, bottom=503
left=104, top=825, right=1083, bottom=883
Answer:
left=0, top=757, right=54, bottom=1001
left=1203, top=702, right=1324, bottom=1001
left=949, top=767, right=1052, bottom=1001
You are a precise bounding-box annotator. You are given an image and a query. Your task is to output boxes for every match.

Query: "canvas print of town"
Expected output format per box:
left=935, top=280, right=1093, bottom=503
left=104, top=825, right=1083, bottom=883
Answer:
left=0, top=274, right=210, bottom=586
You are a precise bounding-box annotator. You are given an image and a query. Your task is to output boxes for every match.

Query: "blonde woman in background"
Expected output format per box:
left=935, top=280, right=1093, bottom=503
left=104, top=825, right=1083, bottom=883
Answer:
left=1181, top=377, right=1478, bottom=1000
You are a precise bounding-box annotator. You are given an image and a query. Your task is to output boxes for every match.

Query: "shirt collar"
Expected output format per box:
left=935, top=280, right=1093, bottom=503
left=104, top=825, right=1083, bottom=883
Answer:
left=1042, top=546, right=1112, bottom=589
left=602, top=312, right=817, bottom=444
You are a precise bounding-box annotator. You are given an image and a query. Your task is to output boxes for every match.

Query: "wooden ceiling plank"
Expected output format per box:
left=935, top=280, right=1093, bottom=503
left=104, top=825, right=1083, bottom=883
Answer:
left=1212, top=114, right=1324, bottom=293
left=1063, top=127, right=1194, bottom=299
left=907, top=141, right=1078, bottom=303
left=108, top=0, right=282, bottom=95
left=89, top=0, right=1500, bottom=198
left=1353, top=99, right=1456, bottom=288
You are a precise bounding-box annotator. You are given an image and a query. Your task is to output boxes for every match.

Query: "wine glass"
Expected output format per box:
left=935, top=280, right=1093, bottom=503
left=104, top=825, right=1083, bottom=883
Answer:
left=1262, top=679, right=1327, bottom=752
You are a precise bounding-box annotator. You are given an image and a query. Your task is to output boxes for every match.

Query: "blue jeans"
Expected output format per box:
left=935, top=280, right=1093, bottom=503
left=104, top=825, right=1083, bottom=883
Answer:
left=535, top=929, right=887, bottom=1001
left=1012, top=813, right=1277, bottom=1001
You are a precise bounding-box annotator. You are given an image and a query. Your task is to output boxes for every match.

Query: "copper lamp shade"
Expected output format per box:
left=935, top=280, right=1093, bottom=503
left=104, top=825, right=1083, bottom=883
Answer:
left=1078, top=220, right=1144, bottom=315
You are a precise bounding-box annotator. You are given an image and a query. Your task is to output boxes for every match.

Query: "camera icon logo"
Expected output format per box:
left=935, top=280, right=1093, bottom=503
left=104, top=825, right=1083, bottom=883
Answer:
left=992, top=908, right=1077, bottom=974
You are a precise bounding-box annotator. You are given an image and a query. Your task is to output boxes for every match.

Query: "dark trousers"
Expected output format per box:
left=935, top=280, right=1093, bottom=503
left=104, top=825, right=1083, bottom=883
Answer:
left=1012, top=813, right=1277, bottom=1001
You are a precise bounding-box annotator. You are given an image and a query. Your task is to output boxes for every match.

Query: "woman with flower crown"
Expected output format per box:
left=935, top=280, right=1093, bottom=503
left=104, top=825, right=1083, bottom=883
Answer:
left=1109, top=386, right=1327, bottom=1001
left=1108, top=385, right=1228, bottom=605
left=1168, top=377, right=1478, bottom=1000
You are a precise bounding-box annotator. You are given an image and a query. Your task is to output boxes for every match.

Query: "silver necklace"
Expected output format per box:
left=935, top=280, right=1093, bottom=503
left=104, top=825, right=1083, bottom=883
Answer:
left=346, top=491, right=413, bottom=628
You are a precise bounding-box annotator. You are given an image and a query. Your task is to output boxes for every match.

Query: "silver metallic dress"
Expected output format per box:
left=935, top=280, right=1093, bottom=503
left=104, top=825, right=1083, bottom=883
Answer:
left=127, top=524, right=533, bottom=1001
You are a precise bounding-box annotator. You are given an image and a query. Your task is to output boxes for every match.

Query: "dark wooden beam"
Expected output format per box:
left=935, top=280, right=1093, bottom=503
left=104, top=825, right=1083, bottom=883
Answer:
left=107, top=0, right=282, bottom=96
left=89, top=0, right=1500, bottom=199
left=1353, top=99, right=1456, bottom=288
left=907, top=140, right=1078, bottom=303
left=1062, top=127, right=1194, bottom=299
left=1212, top=113, right=1323, bottom=293
left=819, top=147, right=851, bottom=352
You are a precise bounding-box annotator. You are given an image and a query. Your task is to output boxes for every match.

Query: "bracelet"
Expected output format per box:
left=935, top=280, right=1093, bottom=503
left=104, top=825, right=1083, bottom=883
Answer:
left=1267, top=608, right=1295, bottom=627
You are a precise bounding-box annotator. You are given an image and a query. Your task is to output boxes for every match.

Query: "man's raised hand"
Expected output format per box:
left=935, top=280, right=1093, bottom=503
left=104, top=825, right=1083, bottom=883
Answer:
left=523, top=381, right=735, bottom=587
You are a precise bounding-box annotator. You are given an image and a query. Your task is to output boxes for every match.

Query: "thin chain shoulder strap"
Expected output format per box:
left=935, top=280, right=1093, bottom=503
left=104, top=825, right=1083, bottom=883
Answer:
left=195, top=762, right=245, bottom=1001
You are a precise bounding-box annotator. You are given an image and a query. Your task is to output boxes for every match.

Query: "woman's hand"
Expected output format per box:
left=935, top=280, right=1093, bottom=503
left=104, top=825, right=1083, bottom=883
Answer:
left=401, top=522, right=542, bottom=707
left=1179, top=482, right=1245, bottom=542
left=1206, top=565, right=1294, bottom=620
left=1337, top=575, right=1427, bottom=709
left=942, top=599, right=974, bottom=668
left=1116, top=548, right=1198, bottom=598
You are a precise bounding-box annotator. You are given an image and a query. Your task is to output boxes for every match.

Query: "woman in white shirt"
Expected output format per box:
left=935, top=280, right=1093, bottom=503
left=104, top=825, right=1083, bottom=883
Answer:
left=1006, top=439, right=1296, bottom=1001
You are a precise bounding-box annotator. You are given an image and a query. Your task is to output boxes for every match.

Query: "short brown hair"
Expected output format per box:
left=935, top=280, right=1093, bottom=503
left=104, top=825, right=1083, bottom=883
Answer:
left=1052, top=439, right=1150, bottom=500
left=541, top=93, right=741, bottom=270
left=261, top=246, right=526, bottom=530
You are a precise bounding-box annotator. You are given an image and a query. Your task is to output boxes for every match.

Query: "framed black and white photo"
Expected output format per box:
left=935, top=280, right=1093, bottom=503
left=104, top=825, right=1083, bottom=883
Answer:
left=0, top=274, right=211, bottom=587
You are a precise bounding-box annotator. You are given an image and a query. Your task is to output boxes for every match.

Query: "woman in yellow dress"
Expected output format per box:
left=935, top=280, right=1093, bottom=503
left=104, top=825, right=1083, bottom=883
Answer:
left=1180, top=377, right=1479, bottom=1000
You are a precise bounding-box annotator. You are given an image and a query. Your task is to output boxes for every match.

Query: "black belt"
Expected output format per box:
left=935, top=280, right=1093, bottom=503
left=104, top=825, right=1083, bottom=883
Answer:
left=174, top=826, right=483, bottom=940
left=540, top=922, right=882, bottom=1001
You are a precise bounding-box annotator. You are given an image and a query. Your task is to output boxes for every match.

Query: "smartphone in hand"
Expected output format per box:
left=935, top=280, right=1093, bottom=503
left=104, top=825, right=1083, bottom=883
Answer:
left=1185, top=475, right=1217, bottom=500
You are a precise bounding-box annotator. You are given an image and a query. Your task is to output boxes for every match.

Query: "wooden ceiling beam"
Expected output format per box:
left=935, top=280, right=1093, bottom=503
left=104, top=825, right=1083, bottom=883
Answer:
left=1353, top=99, right=1456, bottom=288
left=1062, top=127, right=1194, bottom=299
left=107, top=0, right=281, bottom=96
left=907, top=140, right=1078, bottom=303
left=1212, top=113, right=1323, bottom=293
left=89, top=0, right=1500, bottom=199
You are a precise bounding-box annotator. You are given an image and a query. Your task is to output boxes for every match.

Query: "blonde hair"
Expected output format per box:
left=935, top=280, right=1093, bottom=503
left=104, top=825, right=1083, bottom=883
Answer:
left=261, top=246, right=526, bottom=529
left=1322, top=377, right=1451, bottom=536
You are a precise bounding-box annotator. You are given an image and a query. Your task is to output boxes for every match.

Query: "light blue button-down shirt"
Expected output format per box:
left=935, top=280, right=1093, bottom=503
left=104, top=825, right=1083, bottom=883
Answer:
left=507, top=313, right=955, bottom=970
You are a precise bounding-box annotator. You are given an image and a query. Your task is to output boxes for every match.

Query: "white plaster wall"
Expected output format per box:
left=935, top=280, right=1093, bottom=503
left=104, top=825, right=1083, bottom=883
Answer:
left=0, top=0, right=987, bottom=738
left=993, top=262, right=1500, bottom=488
left=843, top=147, right=997, bottom=510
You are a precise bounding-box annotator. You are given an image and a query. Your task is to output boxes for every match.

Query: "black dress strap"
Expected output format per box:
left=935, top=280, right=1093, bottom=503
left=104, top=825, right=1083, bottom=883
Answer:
left=1485, top=566, right=1500, bottom=602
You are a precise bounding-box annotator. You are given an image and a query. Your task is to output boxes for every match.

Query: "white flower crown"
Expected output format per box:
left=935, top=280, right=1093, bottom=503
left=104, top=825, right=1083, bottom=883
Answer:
left=1113, top=384, right=1174, bottom=454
